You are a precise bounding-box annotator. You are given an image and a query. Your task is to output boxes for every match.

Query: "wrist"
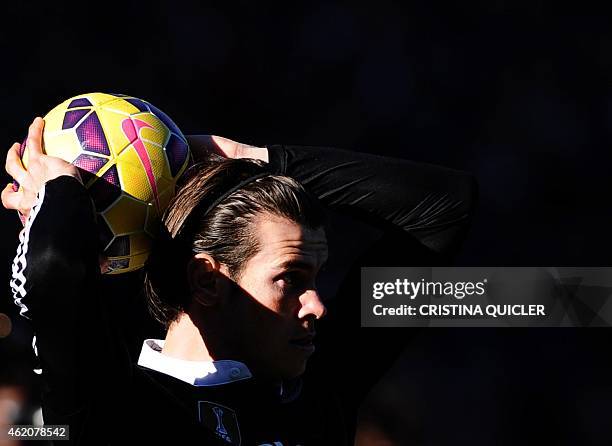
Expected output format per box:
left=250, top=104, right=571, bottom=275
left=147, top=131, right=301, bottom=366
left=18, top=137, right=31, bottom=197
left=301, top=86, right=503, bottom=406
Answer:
left=236, top=145, right=269, bottom=163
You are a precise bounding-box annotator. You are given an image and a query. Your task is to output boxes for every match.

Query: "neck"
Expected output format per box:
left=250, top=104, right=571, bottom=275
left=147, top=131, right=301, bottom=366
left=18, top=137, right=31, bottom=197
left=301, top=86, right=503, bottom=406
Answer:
left=162, top=313, right=213, bottom=362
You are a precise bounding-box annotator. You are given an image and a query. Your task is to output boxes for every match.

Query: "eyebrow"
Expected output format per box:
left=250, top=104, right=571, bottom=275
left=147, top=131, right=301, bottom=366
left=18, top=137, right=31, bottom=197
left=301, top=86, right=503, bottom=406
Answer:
left=275, top=257, right=327, bottom=271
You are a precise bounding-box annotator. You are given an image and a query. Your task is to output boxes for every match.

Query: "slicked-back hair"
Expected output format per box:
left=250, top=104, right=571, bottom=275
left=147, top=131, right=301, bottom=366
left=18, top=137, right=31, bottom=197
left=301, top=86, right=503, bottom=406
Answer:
left=144, top=154, right=327, bottom=328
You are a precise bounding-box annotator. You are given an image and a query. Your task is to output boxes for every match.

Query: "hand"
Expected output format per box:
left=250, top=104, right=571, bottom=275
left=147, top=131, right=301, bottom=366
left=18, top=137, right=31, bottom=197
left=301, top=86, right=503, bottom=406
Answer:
left=186, top=135, right=268, bottom=163
left=2, top=117, right=82, bottom=223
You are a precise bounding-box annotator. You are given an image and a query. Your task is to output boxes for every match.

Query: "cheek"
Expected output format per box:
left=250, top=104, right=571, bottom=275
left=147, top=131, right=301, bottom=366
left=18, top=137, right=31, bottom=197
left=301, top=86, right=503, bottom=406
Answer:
left=236, top=271, right=302, bottom=334
left=232, top=282, right=286, bottom=332
left=240, top=276, right=286, bottom=314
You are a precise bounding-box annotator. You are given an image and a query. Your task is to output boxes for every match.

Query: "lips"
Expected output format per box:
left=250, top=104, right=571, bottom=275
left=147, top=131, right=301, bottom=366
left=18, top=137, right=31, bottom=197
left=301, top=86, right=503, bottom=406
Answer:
left=289, top=333, right=316, bottom=353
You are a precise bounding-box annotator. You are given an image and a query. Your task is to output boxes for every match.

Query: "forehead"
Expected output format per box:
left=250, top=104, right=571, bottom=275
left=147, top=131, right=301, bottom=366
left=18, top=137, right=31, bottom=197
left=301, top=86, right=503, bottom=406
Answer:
left=250, top=214, right=328, bottom=266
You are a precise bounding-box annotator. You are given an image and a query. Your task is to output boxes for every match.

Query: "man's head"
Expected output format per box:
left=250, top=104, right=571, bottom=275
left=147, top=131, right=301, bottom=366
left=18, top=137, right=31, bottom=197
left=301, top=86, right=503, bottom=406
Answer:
left=145, top=155, right=328, bottom=381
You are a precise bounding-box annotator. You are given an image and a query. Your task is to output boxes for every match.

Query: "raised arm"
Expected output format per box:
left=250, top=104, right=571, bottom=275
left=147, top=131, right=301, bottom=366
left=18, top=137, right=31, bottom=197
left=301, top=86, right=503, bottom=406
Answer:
left=265, top=144, right=477, bottom=258
left=186, top=136, right=477, bottom=257
left=3, top=118, right=131, bottom=443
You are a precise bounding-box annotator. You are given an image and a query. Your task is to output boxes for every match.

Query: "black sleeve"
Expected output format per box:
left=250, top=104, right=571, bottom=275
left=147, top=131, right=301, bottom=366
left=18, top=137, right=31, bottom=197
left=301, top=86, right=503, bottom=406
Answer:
left=266, top=144, right=477, bottom=268
left=10, top=175, right=132, bottom=444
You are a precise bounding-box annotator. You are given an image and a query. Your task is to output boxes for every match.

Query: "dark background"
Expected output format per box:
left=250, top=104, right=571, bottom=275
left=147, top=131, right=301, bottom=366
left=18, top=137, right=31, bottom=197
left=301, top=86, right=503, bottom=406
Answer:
left=2, top=1, right=612, bottom=444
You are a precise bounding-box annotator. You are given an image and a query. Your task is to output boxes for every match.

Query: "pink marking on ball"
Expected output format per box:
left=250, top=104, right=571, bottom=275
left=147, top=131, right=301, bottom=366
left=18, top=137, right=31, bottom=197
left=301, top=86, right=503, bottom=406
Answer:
left=121, top=118, right=160, bottom=212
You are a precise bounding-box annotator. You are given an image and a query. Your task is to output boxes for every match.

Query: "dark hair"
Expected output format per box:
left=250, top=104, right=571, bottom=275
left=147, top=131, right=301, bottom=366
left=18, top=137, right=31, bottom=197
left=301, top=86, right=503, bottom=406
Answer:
left=144, top=154, right=327, bottom=328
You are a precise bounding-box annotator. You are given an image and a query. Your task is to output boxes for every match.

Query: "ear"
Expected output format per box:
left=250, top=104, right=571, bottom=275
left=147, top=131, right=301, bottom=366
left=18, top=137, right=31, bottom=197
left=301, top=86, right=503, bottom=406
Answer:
left=187, top=253, right=223, bottom=307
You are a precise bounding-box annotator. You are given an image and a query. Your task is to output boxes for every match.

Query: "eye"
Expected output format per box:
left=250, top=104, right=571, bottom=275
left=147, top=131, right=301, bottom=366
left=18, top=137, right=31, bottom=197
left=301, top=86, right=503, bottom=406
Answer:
left=281, top=272, right=297, bottom=285
left=276, top=271, right=303, bottom=290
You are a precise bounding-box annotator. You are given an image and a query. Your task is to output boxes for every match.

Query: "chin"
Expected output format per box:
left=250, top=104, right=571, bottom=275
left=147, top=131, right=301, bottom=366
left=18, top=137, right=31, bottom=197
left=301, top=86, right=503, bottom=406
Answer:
left=259, top=347, right=311, bottom=381
left=280, top=360, right=308, bottom=380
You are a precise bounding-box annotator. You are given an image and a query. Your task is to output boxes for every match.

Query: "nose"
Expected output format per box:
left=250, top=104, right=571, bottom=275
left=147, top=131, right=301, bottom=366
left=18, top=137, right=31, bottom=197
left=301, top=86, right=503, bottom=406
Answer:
left=298, top=289, right=327, bottom=320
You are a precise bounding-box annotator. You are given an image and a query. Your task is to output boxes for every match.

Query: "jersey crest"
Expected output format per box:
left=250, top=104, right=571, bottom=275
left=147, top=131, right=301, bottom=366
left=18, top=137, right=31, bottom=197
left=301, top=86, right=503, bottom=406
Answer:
left=198, top=401, right=241, bottom=445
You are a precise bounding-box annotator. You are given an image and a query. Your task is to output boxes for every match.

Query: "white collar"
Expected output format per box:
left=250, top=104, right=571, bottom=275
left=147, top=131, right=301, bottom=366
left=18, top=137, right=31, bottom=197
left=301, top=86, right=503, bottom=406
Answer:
left=137, top=339, right=252, bottom=387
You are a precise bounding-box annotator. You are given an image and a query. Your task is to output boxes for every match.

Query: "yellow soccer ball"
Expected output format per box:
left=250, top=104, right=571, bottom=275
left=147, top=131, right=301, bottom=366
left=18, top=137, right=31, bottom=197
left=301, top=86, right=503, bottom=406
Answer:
left=19, top=93, right=191, bottom=274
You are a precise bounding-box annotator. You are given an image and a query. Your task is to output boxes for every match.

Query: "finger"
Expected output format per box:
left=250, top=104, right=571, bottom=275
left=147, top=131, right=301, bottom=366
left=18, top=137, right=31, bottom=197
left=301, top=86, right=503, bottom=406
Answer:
left=1, top=183, right=22, bottom=210
left=5, top=143, right=28, bottom=184
left=26, top=117, right=45, bottom=159
left=99, top=255, right=111, bottom=274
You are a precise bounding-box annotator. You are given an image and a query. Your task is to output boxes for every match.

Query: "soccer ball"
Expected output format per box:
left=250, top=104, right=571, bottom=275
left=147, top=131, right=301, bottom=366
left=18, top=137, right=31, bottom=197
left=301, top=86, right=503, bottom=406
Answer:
left=18, top=92, right=191, bottom=274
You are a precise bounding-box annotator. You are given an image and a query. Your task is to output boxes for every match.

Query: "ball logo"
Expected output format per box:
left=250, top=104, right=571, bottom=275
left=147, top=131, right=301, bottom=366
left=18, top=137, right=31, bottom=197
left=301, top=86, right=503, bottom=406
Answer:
left=121, top=117, right=161, bottom=212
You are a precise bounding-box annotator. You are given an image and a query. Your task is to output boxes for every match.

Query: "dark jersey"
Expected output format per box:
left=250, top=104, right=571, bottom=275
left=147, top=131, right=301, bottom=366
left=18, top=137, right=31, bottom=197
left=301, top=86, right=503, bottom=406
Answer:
left=10, top=144, right=477, bottom=445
